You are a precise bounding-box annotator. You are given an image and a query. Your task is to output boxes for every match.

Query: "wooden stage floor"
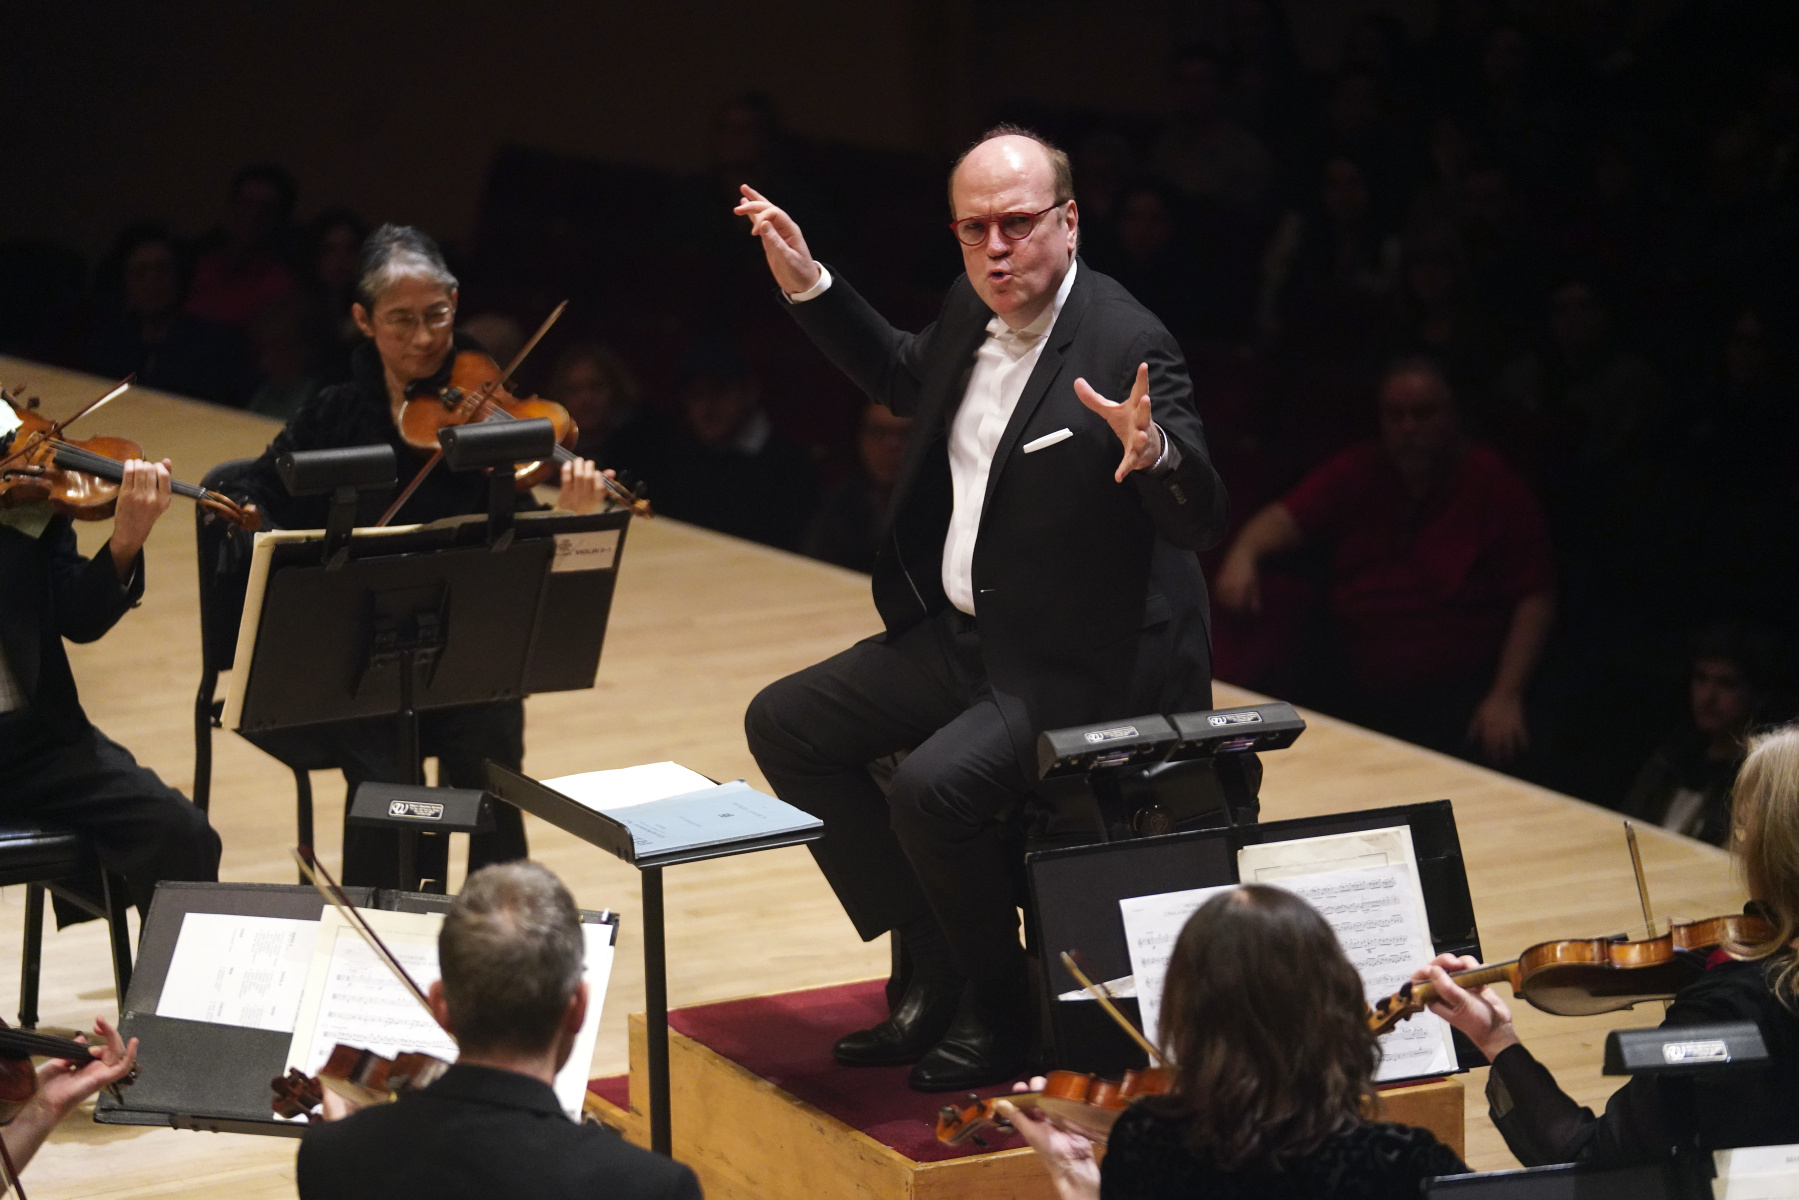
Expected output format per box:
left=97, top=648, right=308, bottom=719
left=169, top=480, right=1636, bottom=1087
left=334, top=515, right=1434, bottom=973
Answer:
left=0, top=358, right=1745, bottom=1197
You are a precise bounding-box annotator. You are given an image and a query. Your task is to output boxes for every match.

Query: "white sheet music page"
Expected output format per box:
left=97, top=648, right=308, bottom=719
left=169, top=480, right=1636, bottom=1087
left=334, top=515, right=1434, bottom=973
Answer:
left=284, top=906, right=616, bottom=1120
left=1266, top=862, right=1458, bottom=1081
left=1118, top=885, right=1239, bottom=1049
left=155, top=913, right=319, bottom=1032
left=543, top=761, right=717, bottom=811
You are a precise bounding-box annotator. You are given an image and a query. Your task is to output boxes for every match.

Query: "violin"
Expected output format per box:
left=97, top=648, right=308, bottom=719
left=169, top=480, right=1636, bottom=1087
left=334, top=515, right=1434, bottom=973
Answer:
left=271, top=1043, right=451, bottom=1120
left=0, top=382, right=260, bottom=530
left=935, top=1066, right=1172, bottom=1148
left=1368, top=912, right=1774, bottom=1036
left=0, top=1018, right=138, bottom=1126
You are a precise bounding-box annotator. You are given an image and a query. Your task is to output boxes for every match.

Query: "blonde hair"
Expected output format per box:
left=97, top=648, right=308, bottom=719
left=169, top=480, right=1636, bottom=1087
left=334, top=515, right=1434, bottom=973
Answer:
left=1728, top=725, right=1799, bottom=1010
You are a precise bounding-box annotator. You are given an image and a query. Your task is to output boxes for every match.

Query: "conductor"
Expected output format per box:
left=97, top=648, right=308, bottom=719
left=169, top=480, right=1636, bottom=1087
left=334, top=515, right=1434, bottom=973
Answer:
left=739, top=126, right=1228, bottom=1091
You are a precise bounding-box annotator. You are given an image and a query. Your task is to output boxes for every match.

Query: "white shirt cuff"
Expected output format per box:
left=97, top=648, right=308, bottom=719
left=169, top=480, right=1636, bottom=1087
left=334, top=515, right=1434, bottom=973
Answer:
left=785, top=264, right=833, bottom=303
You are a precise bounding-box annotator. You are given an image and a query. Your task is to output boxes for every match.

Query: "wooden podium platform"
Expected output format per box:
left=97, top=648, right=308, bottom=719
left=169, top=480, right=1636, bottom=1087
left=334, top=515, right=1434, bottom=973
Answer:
left=588, top=983, right=1465, bottom=1200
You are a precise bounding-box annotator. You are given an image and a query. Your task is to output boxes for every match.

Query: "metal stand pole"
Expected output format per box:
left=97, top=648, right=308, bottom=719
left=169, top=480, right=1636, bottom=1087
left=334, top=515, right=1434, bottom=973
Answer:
left=642, top=866, right=671, bottom=1156
left=396, top=647, right=422, bottom=891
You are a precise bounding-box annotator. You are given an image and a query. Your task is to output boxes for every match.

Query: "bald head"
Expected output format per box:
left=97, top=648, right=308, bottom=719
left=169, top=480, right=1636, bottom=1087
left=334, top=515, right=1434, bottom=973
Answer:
left=947, top=126, right=1079, bottom=328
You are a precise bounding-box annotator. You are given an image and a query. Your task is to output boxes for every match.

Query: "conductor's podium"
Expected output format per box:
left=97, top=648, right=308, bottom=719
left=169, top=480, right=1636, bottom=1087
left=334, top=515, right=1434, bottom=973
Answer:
left=587, top=980, right=1465, bottom=1200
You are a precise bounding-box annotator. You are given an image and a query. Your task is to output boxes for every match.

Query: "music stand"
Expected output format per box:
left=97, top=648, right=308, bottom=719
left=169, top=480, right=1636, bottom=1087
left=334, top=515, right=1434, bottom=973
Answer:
left=225, top=507, right=632, bottom=889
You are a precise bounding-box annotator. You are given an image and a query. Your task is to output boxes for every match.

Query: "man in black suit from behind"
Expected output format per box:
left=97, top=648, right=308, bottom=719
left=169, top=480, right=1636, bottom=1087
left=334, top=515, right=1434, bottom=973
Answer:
left=298, top=861, right=701, bottom=1200
left=0, top=452, right=220, bottom=921
left=737, top=126, right=1228, bottom=1091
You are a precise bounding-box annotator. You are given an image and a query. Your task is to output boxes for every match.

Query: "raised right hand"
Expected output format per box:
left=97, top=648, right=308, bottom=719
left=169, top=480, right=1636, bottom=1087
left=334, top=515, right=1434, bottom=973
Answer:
left=734, top=185, right=822, bottom=295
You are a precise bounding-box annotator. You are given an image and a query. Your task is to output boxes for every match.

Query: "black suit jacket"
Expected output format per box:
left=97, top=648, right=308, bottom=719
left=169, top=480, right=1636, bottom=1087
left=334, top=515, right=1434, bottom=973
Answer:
left=0, top=517, right=142, bottom=741
left=785, top=263, right=1229, bottom=766
left=297, top=1064, right=702, bottom=1200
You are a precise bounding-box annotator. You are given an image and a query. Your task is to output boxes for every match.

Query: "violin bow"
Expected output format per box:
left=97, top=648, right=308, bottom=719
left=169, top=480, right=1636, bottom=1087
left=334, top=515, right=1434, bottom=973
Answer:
left=1060, top=950, right=1165, bottom=1067
left=48, top=375, right=134, bottom=437
left=292, top=847, right=438, bottom=1021
left=1623, top=821, right=1657, bottom=940
left=376, top=302, right=569, bottom=528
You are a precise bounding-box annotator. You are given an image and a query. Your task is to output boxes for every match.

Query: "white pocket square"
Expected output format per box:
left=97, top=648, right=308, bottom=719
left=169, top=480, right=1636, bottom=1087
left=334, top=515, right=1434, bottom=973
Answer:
left=1023, top=428, right=1074, bottom=454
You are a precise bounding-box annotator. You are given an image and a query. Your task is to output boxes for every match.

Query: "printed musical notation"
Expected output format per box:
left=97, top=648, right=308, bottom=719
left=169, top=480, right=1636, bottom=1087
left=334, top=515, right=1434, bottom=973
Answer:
left=156, top=913, right=319, bottom=1033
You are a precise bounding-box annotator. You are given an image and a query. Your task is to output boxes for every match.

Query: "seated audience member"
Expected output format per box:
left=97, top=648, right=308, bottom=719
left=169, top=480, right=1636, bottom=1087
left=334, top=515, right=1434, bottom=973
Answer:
left=246, top=292, right=324, bottom=421
left=1085, top=179, right=1212, bottom=344
left=1257, top=155, right=1401, bottom=348
left=187, top=163, right=300, bottom=330
left=544, top=341, right=678, bottom=477
left=0, top=1016, right=136, bottom=1185
left=459, top=311, right=525, bottom=371
left=1391, top=222, right=1508, bottom=405
left=1422, top=725, right=1799, bottom=1164
left=637, top=338, right=818, bottom=551
left=81, top=223, right=251, bottom=405
left=802, top=402, right=911, bottom=572
left=298, top=862, right=701, bottom=1200
left=1152, top=44, right=1274, bottom=212
left=1216, top=358, right=1555, bottom=765
left=304, top=208, right=368, bottom=384
left=0, top=455, right=222, bottom=923
left=1624, top=623, right=1784, bottom=845
left=1007, top=885, right=1467, bottom=1200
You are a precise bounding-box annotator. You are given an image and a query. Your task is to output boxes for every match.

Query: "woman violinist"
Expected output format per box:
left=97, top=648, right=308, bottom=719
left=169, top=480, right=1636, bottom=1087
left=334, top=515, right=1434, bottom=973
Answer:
left=0, top=1016, right=137, bottom=1188
left=1418, top=725, right=1799, bottom=1165
left=1006, top=885, right=1467, bottom=1200
left=229, top=224, right=607, bottom=889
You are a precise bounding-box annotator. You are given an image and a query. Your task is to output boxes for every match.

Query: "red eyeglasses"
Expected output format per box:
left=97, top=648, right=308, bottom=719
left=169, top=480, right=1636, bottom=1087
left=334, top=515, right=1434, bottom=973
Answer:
left=948, top=203, right=1066, bottom=247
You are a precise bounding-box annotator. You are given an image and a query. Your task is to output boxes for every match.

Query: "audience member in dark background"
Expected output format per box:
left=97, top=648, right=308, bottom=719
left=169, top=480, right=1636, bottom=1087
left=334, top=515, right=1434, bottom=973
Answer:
left=633, top=337, right=818, bottom=551
left=186, top=164, right=300, bottom=331
left=543, top=340, right=678, bottom=483
left=302, top=208, right=368, bottom=385
left=1217, top=359, right=1554, bottom=766
left=802, top=402, right=911, bottom=573
left=80, top=223, right=251, bottom=405
left=1623, top=624, right=1787, bottom=845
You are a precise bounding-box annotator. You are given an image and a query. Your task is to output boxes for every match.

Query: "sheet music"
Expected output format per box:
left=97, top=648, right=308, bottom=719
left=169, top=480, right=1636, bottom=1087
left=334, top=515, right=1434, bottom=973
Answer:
left=1268, top=864, right=1458, bottom=1081
left=154, top=913, right=319, bottom=1032
left=1118, top=885, right=1238, bottom=1048
left=284, top=906, right=617, bottom=1119
left=543, top=761, right=717, bottom=811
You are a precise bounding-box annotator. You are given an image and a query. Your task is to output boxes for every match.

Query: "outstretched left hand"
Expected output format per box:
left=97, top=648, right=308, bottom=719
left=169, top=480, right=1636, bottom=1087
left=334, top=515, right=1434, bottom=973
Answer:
left=1074, top=363, right=1163, bottom=482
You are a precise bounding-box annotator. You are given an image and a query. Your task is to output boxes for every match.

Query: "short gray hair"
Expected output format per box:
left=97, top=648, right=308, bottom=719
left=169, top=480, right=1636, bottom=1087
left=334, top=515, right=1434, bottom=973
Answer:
left=439, top=861, right=584, bottom=1054
left=355, top=222, right=457, bottom=309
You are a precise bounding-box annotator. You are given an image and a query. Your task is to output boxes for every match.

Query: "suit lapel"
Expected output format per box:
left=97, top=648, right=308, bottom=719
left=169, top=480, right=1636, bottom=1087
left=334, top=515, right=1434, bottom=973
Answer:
left=979, top=264, right=1092, bottom=516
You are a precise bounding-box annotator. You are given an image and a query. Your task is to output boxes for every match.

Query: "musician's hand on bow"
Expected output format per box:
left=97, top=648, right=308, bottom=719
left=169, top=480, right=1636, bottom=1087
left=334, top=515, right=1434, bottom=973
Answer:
left=1074, top=364, right=1164, bottom=483
left=734, top=186, right=823, bottom=296
left=109, top=457, right=173, bottom=573
left=1000, top=1077, right=1101, bottom=1200
left=1416, top=952, right=1519, bottom=1060
left=555, top=458, right=610, bottom=515
left=36, top=1016, right=136, bottom=1121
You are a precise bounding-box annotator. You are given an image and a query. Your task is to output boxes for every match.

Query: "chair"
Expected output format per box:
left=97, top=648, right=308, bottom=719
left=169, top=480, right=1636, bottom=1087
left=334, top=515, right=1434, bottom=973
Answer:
left=0, top=819, right=133, bottom=1028
left=192, top=459, right=336, bottom=865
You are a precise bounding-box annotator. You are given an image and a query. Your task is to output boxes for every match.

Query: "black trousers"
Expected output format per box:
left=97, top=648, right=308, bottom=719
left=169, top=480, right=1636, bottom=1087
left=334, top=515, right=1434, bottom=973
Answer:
left=745, top=608, right=1033, bottom=999
left=0, top=711, right=221, bottom=923
left=319, top=700, right=528, bottom=889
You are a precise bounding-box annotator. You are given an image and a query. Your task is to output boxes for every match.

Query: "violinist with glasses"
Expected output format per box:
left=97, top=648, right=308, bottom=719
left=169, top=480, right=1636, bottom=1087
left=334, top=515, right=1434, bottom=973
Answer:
left=1005, top=885, right=1468, bottom=1200
left=227, top=224, right=608, bottom=889
left=1417, top=724, right=1799, bottom=1165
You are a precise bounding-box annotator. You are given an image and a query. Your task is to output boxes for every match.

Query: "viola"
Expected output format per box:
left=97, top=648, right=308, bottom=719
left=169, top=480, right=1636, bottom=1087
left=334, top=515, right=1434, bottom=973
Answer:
left=0, top=382, right=260, bottom=530
left=1368, top=912, right=1774, bottom=1035
left=383, top=348, right=650, bottom=522
left=935, top=1066, right=1173, bottom=1148
left=271, top=1043, right=451, bottom=1120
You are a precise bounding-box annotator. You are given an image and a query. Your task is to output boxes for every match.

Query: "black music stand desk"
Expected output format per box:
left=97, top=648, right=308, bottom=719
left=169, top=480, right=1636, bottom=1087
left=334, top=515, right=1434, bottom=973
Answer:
left=94, top=881, right=618, bottom=1136
left=224, top=508, right=631, bottom=888
left=486, top=764, right=823, bottom=1156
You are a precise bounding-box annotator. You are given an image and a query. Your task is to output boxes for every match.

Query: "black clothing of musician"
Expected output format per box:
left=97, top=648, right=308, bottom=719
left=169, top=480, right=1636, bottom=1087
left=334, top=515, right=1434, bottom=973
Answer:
left=230, top=334, right=536, bottom=888
left=1488, top=954, right=1799, bottom=1164
left=1100, top=1107, right=1466, bottom=1200
left=296, top=1063, right=701, bottom=1200
left=744, top=253, right=1228, bottom=1088
left=0, top=515, right=220, bottom=921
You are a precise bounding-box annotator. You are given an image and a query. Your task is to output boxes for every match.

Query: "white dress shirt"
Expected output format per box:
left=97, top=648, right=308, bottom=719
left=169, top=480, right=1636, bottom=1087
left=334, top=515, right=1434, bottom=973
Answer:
left=787, top=259, right=1169, bottom=618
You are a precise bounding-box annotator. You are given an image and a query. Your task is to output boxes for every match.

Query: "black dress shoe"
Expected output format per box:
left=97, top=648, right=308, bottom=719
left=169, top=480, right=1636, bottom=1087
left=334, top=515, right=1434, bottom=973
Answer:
left=832, top=976, right=962, bottom=1067
left=906, top=999, right=1031, bottom=1092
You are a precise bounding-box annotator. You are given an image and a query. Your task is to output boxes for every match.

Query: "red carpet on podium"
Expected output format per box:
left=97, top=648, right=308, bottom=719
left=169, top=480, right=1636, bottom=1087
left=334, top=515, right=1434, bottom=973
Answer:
left=588, top=979, right=1027, bottom=1161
